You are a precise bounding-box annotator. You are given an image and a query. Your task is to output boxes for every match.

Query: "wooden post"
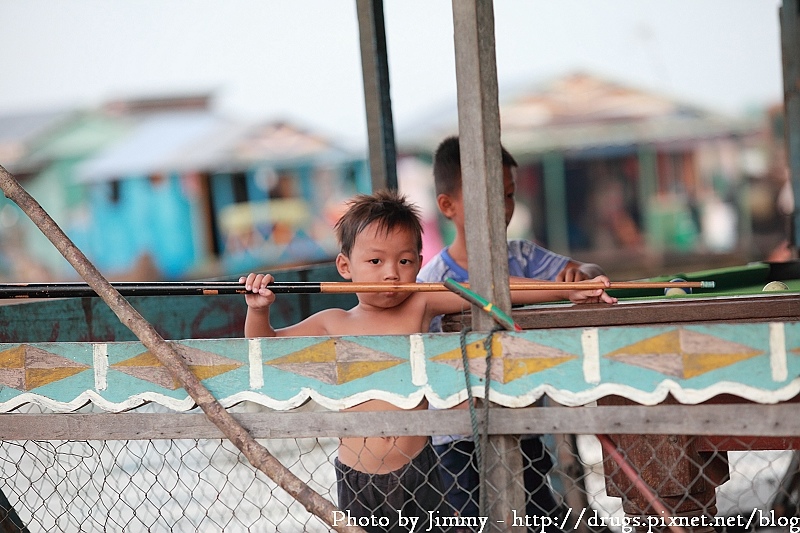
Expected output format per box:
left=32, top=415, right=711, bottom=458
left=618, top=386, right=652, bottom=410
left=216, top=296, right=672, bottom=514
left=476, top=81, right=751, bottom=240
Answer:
left=542, top=151, right=570, bottom=254
left=781, top=0, right=800, bottom=249
left=637, top=145, right=659, bottom=251
left=356, top=0, right=398, bottom=192
left=451, top=1, right=524, bottom=530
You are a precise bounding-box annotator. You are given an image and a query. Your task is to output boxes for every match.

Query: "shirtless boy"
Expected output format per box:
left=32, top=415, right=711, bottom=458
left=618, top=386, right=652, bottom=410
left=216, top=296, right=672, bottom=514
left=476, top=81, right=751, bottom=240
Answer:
left=241, top=190, right=615, bottom=532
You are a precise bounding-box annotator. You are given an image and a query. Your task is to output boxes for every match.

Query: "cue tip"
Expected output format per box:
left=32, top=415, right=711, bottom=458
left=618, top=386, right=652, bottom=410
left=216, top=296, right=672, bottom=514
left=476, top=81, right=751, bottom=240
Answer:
left=700, top=281, right=715, bottom=288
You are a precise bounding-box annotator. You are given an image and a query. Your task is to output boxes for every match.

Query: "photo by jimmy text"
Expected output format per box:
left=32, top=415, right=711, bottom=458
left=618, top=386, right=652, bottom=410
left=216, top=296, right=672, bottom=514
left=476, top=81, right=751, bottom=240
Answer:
left=332, top=507, right=800, bottom=533
left=331, top=509, right=489, bottom=533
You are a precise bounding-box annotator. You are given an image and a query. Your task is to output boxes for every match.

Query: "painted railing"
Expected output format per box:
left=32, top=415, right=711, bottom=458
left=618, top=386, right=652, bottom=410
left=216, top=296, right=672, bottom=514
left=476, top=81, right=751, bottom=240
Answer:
left=2, top=320, right=799, bottom=413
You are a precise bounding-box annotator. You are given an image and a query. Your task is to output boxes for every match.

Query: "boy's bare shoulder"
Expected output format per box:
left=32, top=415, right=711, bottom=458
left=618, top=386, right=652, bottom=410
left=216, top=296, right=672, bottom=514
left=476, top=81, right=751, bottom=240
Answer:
left=277, top=307, right=350, bottom=337
left=312, top=307, right=349, bottom=324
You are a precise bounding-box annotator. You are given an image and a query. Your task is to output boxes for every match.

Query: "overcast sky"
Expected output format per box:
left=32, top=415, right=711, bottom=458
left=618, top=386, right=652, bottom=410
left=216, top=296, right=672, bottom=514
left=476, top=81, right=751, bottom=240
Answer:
left=0, top=0, right=785, bottom=150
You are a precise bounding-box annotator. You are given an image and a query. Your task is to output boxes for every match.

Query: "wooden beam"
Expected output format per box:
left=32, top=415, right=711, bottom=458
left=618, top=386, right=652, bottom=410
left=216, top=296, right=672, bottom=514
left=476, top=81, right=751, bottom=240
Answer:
left=452, top=1, right=520, bottom=528
left=781, top=0, right=800, bottom=249
left=356, top=0, right=397, bottom=191
left=452, top=0, right=510, bottom=328
left=2, top=404, right=800, bottom=441
left=442, top=293, right=800, bottom=331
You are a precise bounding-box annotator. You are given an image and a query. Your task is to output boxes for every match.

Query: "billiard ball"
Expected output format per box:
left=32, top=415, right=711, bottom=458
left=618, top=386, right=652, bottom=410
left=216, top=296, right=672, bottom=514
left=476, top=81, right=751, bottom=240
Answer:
left=763, top=281, right=789, bottom=292
left=665, top=278, right=691, bottom=296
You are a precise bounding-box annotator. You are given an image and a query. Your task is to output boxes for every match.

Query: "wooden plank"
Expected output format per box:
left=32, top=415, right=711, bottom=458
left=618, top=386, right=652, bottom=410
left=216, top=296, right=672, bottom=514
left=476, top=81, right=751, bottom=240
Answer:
left=3, top=404, right=799, bottom=441
left=442, top=293, right=800, bottom=331
left=452, top=0, right=519, bottom=527
left=780, top=0, right=800, bottom=247
left=696, top=436, right=800, bottom=451
left=452, top=0, right=510, bottom=327
left=3, top=322, right=800, bottom=412
left=356, top=0, right=398, bottom=191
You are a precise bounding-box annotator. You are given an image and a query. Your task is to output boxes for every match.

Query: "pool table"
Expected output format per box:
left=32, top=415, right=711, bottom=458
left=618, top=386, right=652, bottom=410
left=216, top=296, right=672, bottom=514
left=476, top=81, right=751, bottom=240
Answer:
left=441, top=260, right=800, bottom=531
left=442, top=260, right=800, bottom=331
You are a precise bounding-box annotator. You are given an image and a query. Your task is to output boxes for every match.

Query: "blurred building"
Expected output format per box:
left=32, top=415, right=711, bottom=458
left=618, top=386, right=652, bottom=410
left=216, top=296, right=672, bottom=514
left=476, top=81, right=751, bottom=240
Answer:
left=399, top=72, right=771, bottom=277
left=0, top=95, right=370, bottom=281
left=0, top=73, right=781, bottom=282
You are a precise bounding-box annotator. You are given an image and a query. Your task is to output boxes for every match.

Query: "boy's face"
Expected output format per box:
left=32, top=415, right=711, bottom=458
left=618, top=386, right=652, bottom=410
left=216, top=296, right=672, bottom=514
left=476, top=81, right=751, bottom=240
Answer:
left=438, top=165, right=517, bottom=229
left=336, top=221, right=422, bottom=307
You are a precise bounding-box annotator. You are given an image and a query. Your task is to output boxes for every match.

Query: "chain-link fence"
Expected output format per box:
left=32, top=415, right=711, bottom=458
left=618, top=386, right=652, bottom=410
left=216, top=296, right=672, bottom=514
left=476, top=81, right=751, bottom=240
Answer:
left=2, top=402, right=799, bottom=533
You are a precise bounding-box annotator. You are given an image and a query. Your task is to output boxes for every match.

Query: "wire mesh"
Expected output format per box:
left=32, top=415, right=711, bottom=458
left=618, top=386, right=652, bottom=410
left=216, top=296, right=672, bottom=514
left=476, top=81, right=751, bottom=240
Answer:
left=1, top=408, right=799, bottom=533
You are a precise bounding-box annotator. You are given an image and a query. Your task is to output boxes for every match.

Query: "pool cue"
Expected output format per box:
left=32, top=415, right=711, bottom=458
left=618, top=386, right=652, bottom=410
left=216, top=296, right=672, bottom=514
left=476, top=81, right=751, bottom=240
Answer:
left=443, top=278, right=521, bottom=331
left=0, top=280, right=715, bottom=299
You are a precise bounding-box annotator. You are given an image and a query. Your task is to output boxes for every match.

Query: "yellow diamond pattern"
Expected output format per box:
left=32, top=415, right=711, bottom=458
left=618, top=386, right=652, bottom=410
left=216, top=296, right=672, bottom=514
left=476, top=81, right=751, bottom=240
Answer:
left=606, top=329, right=762, bottom=379
left=266, top=338, right=404, bottom=385
left=432, top=335, right=576, bottom=384
left=0, top=344, right=89, bottom=391
left=112, top=344, right=242, bottom=390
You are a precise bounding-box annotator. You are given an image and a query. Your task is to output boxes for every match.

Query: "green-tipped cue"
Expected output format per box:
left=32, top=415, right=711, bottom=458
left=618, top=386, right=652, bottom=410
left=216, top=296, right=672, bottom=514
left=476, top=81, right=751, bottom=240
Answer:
left=0, top=279, right=715, bottom=299
left=443, top=278, right=522, bottom=332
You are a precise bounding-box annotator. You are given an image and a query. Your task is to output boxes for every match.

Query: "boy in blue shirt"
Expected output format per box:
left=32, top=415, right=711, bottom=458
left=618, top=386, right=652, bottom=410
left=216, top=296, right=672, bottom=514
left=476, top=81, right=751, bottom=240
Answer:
left=417, top=136, right=607, bottom=531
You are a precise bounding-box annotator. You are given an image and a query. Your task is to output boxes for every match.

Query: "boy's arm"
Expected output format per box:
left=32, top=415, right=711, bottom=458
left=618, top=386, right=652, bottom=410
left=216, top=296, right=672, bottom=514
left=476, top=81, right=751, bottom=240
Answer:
left=557, top=260, right=605, bottom=282
left=244, top=308, right=274, bottom=338
left=241, top=273, right=278, bottom=338
left=422, top=275, right=615, bottom=321
left=241, top=273, right=331, bottom=338
left=507, top=275, right=615, bottom=305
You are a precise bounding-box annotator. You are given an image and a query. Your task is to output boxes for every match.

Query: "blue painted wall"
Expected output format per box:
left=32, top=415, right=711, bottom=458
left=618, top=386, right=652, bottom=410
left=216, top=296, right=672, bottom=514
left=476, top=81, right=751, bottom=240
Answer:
left=83, top=173, right=197, bottom=278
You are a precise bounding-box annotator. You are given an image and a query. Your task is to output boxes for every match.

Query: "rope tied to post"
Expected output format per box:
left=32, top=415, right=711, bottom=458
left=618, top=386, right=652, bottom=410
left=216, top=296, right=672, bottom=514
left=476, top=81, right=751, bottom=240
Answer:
left=458, top=324, right=503, bottom=519
left=446, top=277, right=513, bottom=518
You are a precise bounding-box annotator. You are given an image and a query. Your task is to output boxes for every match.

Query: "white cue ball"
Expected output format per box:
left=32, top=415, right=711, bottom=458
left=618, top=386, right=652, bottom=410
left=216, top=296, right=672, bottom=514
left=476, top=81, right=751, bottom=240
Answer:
left=763, top=281, right=789, bottom=292
left=665, top=278, right=690, bottom=296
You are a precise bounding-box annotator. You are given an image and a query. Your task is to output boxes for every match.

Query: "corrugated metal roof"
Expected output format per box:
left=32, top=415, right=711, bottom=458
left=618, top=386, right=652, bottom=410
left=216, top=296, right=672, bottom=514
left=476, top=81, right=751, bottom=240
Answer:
left=0, top=110, right=74, bottom=169
left=500, top=72, right=706, bottom=129
left=502, top=114, right=762, bottom=161
left=77, top=116, right=357, bottom=181
left=162, top=120, right=356, bottom=174
left=232, top=122, right=351, bottom=166
left=159, top=119, right=252, bottom=173
left=398, top=72, right=761, bottom=156
left=19, top=112, right=134, bottom=166
left=76, top=111, right=223, bottom=183
left=0, top=110, right=72, bottom=144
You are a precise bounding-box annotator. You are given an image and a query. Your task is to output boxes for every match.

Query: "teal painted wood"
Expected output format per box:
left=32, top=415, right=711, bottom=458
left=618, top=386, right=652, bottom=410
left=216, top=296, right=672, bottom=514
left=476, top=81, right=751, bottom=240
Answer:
left=0, top=263, right=356, bottom=343
left=0, top=295, right=246, bottom=343
left=1, top=322, right=798, bottom=413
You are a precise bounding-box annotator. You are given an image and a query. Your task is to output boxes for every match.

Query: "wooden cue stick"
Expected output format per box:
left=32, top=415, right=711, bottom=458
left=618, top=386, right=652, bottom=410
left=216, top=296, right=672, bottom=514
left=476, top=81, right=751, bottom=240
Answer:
left=0, top=280, right=714, bottom=298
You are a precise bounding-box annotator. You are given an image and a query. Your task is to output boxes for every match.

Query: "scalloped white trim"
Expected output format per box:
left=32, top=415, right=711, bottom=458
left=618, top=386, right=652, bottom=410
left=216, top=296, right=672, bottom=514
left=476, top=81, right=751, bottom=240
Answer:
left=5, top=377, right=800, bottom=413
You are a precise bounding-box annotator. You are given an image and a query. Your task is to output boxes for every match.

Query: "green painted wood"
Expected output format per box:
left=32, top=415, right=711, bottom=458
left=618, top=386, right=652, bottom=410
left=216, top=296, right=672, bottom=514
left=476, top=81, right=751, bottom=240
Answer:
left=542, top=152, right=570, bottom=254
left=636, top=145, right=658, bottom=250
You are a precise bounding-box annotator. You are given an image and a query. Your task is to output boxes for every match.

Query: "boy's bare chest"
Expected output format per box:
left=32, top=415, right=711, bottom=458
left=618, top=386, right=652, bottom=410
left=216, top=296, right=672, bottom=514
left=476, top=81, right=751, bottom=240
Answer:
left=331, top=301, right=427, bottom=336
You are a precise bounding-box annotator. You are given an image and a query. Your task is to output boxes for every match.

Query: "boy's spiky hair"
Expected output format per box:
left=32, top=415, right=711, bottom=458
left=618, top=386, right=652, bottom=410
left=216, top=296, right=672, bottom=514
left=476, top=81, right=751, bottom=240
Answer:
left=334, top=190, right=423, bottom=257
left=432, top=135, right=518, bottom=196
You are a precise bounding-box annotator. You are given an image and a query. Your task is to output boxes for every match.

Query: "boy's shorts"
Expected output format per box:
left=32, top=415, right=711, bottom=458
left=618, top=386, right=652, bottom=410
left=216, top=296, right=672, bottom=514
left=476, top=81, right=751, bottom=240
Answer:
left=335, top=441, right=453, bottom=533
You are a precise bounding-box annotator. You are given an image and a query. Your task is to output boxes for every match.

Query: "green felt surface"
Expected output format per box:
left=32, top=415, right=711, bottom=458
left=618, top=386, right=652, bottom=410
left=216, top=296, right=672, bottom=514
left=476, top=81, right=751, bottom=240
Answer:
left=608, top=261, right=800, bottom=300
